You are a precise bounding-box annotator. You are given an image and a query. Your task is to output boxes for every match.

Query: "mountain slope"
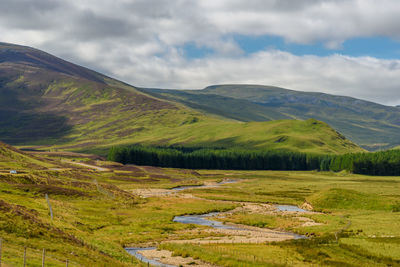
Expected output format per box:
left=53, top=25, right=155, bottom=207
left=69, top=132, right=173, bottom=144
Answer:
left=142, top=84, right=400, bottom=150
left=0, top=142, right=149, bottom=266
left=0, top=43, right=362, bottom=154
left=0, top=141, right=56, bottom=170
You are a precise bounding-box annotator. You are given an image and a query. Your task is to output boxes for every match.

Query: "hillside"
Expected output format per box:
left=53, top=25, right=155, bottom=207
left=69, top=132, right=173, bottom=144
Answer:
left=0, top=42, right=362, bottom=154
left=142, top=84, right=400, bottom=150
left=0, top=142, right=212, bottom=266
left=0, top=141, right=56, bottom=170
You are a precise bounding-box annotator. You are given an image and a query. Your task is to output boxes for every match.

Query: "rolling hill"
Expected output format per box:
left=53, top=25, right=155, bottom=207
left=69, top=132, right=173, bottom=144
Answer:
left=142, top=84, right=400, bottom=150
left=0, top=42, right=362, bottom=154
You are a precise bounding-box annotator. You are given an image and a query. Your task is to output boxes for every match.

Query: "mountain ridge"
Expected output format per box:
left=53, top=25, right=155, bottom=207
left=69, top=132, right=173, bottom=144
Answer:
left=0, top=42, right=363, bottom=154
left=143, top=84, right=400, bottom=150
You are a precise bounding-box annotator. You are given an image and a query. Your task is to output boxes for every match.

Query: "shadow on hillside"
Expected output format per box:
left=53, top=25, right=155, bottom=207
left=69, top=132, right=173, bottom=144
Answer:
left=0, top=110, right=72, bottom=145
left=0, top=84, right=72, bottom=145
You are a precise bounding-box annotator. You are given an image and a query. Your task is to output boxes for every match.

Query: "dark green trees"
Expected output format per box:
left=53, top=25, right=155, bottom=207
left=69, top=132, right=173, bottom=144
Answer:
left=108, top=145, right=400, bottom=175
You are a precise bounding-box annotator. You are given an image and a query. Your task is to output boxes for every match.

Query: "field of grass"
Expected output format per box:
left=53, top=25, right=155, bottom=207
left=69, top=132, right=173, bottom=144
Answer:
left=1, top=143, right=400, bottom=266
left=165, top=169, right=400, bottom=266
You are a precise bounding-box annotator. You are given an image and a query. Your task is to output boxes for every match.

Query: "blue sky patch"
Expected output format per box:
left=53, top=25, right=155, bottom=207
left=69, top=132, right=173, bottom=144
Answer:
left=182, top=42, right=214, bottom=58
left=184, top=34, right=400, bottom=59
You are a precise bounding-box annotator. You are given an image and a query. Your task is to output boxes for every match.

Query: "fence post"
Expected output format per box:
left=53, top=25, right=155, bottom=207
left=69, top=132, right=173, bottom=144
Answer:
left=42, top=248, right=45, bottom=267
left=23, top=247, right=27, bottom=267
left=45, top=194, right=53, bottom=220
left=66, top=259, right=69, bottom=267
left=0, top=238, right=2, bottom=267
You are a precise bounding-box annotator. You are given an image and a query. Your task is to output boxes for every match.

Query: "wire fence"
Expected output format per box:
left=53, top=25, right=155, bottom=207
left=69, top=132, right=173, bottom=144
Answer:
left=0, top=238, right=76, bottom=267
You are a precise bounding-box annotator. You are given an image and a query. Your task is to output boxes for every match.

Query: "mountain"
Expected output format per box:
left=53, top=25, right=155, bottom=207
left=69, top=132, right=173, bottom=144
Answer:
left=142, top=84, right=400, bottom=150
left=0, top=42, right=362, bottom=154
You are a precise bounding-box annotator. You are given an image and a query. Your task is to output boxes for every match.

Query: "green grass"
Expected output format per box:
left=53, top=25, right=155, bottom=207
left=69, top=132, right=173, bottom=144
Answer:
left=160, top=243, right=308, bottom=266
left=308, top=188, right=391, bottom=211
left=220, top=213, right=302, bottom=229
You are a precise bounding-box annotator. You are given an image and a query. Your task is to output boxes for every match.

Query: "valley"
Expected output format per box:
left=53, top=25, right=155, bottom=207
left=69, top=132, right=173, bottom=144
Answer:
left=1, top=42, right=400, bottom=266
left=0, top=143, right=399, bottom=266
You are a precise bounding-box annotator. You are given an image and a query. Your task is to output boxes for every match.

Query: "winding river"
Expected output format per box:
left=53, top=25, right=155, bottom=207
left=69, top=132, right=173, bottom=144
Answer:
left=126, top=179, right=309, bottom=266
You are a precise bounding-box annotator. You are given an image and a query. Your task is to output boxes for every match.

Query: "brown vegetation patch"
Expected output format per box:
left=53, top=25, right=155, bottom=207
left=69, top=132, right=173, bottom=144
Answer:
left=0, top=199, right=83, bottom=245
left=149, top=174, right=172, bottom=179
left=100, top=183, right=138, bottom=200
left=14, top=184, right=89, bottom=197
left=118, top=171, right=146, bottom=176
left=116, top=127, right=145, bottom=137
left=138, top=166, right=165, bottom=173
left=117, top=165, right=143, bottom=172
left=0, top=174, right=39, bottom=184
left=61, top=141, right=101, bottom=149
left=109, top=176, right=143, bottom=182
left=68, top=180, right=97, bottom=190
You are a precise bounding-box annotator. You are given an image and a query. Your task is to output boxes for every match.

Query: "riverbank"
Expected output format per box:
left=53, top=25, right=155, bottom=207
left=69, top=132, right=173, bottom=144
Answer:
left=126, top=179, right=321, bottom=266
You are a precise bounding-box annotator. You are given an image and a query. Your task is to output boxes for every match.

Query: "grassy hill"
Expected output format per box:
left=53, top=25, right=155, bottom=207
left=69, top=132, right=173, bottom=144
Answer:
left=142, top=84, right=400, bottom=150
left=0, top=43, right=362, bottom=155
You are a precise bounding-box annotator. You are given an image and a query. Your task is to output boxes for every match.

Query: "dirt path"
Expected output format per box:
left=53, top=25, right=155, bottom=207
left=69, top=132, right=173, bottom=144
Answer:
left=62, top=160, right=110, bottom=172
left=28, top=151, right=106, bottom=160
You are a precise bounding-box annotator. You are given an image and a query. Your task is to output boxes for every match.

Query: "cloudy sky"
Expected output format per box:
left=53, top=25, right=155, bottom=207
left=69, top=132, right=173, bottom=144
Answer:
left=2, top=0, right=400, bottom=105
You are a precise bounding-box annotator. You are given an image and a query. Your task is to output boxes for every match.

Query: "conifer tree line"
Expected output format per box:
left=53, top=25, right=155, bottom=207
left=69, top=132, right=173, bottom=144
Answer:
left=107, top=145, right=400, bottom=175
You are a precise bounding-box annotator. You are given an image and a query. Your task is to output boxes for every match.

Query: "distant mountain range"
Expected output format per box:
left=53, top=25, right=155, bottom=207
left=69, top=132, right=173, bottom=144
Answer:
left=0, top=42, right=365, bottom=154
left=142, top=85, right=400, bottom=150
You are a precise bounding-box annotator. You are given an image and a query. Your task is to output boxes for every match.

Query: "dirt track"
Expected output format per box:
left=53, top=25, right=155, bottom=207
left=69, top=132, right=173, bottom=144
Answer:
left=62, top=160, right=110, bottom=171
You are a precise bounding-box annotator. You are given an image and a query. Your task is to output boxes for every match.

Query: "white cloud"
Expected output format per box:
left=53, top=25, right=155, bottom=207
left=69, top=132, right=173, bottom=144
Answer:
left=111, top=50, right=400, bottom=105
left=1, top=0, right=400, bottom=105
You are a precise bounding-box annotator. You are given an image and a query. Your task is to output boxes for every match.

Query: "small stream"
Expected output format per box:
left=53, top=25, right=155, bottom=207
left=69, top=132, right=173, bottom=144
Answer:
left=275, top=205, right=309, bottom=213
left=125, top=247, right=175, bottom=267
left=126, top=180, right=308, bottom=266
left=174, top=209, right=307, bottom=240
left=173, top=212, right=241, bottom=230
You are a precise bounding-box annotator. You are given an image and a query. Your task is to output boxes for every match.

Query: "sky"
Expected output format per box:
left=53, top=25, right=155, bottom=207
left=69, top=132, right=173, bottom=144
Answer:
left=1, top=0, right=400, bottom=105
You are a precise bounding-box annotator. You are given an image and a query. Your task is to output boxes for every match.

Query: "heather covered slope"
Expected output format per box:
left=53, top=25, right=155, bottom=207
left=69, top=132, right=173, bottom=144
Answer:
left=0, top=42, right=180, bottom=145
left=0, top=142, right=224, bottom=266
left=0, top=141, right=56, bottom=170
left=0, top=43, right=362, bottom=154
left=143, top=84, right=400, bottom=150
